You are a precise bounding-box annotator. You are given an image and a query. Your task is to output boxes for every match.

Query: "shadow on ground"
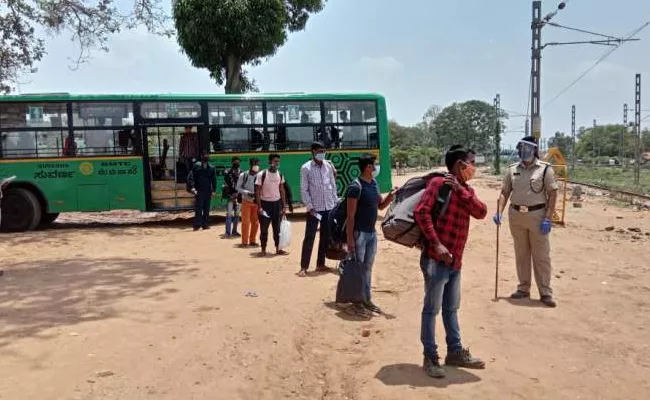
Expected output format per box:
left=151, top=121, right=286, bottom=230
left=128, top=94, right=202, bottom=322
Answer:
left=375, top=363, right=481, bottom=388
left=0, top=257, right=196, bottom=348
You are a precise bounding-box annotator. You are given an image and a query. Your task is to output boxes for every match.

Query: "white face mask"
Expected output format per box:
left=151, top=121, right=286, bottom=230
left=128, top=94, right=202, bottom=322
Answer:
left=372, top=165, right=381, bottom=178
left=251, top=165, right=260, bottom=172
left=314, top=153, right=326, bottom=162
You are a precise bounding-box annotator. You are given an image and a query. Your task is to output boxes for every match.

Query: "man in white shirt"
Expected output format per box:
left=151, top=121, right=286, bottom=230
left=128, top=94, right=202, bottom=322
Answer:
left=255, top=153, right=288, bottom=257
left=236, top=158, right=261, bottom=247
left=298, top=141, right=338, bottom=277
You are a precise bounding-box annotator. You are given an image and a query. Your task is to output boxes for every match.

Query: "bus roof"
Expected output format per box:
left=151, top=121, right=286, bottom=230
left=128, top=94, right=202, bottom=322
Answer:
left=0, top=92, right=386, bottom=102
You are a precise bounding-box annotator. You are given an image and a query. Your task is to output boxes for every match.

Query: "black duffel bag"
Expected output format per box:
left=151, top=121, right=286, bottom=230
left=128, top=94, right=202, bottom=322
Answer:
left=335, top=254, right=366, bottom=304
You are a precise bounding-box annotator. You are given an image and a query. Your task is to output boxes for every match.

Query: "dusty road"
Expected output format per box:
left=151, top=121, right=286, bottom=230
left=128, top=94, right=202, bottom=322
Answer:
left=1, top=171, right=649, bottom=400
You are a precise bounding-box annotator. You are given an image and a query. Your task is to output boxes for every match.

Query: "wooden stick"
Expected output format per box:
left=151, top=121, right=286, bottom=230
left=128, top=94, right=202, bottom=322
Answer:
left=495, top=223, right=500, bottom=300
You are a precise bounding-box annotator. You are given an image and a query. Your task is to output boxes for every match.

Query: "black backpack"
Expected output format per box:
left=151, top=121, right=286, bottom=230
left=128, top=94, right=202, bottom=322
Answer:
left=328, top=179, right=362, bottom=246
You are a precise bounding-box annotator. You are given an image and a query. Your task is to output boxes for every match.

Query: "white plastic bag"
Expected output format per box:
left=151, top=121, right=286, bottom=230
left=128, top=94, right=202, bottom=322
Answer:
left=279, top=217, right=291, bottom=250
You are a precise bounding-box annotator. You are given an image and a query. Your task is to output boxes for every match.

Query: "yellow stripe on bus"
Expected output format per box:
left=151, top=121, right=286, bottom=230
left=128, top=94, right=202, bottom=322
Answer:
left=0, top=156, right=142, bottom=164
left=0, top=149, right=379, bottom=163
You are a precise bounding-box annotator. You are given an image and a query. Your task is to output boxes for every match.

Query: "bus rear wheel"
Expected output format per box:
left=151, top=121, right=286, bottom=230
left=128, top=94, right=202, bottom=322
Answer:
left=40, top=212, right=60, bottom=226
left=0, top=188, right=42, bottom=232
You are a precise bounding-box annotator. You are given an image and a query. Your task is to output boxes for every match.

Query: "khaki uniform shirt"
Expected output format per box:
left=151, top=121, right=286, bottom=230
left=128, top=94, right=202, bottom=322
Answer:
left=501, top=158, right=559, bottom=206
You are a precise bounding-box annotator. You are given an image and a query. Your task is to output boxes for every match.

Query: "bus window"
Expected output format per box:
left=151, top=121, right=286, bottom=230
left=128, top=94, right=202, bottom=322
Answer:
left=266, top=101, right=320, bottom=150
left=70, top=103, right=137, bottom=156
left=324, top=101, right=378, bottom=149
left=0, top=130, right=70, bottom=158
left=208, top=102, right=263, bottom=152
left=73, top=103, right=133, bottom=127
left=0, top=103, right=68, bottom=128
left=141, top=102, right=201, bottom=119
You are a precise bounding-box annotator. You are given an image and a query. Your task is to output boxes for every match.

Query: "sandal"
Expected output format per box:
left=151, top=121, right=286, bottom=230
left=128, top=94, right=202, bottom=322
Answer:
left=276, top=250, right=289, bottom=256
left=297, top=269, right=307, bottom=277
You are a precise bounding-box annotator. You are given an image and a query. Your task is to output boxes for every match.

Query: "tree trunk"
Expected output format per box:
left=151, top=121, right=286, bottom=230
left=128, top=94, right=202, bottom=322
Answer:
left=225, top=54, right=243, bottom=94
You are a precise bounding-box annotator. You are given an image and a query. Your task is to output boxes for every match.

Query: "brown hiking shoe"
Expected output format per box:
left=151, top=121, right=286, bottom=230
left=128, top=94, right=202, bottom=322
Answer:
left=423, top=356, right=445, bottom=378
left=445, top=348, right=485, bottom=369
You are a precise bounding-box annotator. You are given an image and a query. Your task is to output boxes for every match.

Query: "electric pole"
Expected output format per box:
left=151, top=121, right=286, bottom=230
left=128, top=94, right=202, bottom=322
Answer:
left=494, top=94, right=502, bottom=175
left=593, top=119, right=597, bottom=164
left=571, top=105, right=576, bottom=176
left=623, top=103, right=628, bottom=162
left=530, top=1, right=543, bottom=141
left=528, top=1, right=639, bottom=145
left=634, top=74, right=641, bottom=185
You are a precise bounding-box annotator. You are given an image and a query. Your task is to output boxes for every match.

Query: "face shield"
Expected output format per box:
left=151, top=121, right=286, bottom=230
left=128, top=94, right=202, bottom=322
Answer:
left=517, top=140, right=537, bottom=162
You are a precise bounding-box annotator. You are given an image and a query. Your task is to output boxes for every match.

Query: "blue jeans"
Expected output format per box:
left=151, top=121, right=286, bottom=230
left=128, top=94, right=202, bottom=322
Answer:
left=355, top=230, right=377, bottom=301
left=420, top=253, right=462, bottom=359
left=225, top=200, right=240, bottom=235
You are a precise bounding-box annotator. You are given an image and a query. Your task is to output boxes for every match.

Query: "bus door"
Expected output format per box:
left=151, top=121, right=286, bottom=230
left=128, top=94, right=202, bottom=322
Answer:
left=145, top=124, right=203, bottom=210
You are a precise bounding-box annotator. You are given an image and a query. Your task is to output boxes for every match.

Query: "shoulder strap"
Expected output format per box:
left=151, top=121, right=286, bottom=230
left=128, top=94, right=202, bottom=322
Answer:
left=353, top=179, right=362, bottom=199
left=261, top=170, right=267, bottom=186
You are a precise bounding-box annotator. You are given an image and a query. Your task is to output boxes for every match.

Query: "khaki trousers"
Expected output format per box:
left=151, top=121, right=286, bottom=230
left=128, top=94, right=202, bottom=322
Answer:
left=508, top=207, right=553, bottom=297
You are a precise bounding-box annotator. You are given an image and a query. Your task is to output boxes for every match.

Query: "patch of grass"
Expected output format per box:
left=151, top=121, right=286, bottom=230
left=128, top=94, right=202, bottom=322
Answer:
left=571, top=166, right=650, bottom=195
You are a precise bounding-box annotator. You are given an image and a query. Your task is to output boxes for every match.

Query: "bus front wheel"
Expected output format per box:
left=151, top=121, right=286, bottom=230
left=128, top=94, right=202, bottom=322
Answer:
left=0, top=188, right=42, bottom=232
left=40, top=212, right=60, bottom=226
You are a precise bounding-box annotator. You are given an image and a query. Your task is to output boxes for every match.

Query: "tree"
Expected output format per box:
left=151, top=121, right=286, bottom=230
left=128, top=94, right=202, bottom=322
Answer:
left=416, top=104, right=441, bottom=147
left=0, top=0, right=170, bottom=93
left=575, top=124, right=632, bottom=160
left=547, top=131, right=572, bottom=158
left=431, top=100, right=507, bottom=155
left=174, top=0, right=325, bottom=93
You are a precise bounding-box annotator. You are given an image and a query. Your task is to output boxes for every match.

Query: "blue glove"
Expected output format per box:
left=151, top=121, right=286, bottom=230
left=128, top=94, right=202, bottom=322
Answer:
left=541, top=218, right=552, bottom=235
left=492, top=213, right=503, bottom=225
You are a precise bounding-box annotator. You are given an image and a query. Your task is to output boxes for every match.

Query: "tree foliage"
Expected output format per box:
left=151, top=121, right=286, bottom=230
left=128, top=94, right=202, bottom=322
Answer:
left=389, top=100, right=507, bottom=168
left=547, top=131, right=573, bottom=158
left=431, top=100, right=507, bottom=154
left=0, top=0, right=171, bottom=93
left=572, top=124, right=650, bottom=160
left=174, top=0, right=325, bottom=93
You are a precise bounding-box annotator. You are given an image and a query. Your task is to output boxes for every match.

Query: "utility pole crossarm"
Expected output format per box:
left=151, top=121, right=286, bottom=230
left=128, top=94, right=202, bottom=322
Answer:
left=542, top=38, right=640, bottom=48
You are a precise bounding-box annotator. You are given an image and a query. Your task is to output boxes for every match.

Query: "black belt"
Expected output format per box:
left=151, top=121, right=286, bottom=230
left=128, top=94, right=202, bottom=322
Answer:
left=512, top=204, right=545, bottom=213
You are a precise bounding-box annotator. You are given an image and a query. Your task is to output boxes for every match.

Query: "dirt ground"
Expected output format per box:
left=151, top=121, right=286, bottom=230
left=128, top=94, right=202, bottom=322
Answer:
left=1, top=170, right=649, bottom=400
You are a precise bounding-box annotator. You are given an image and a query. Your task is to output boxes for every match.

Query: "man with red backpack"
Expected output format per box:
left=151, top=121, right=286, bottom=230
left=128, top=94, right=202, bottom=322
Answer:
left=414, top=145, right=488, bottom=379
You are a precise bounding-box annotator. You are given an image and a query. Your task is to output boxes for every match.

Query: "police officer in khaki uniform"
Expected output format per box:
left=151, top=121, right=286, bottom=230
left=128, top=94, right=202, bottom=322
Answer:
left=493, top=136, right=559, bottom=307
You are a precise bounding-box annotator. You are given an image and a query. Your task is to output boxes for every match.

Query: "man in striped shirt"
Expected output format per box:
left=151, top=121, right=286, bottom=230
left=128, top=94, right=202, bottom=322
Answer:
left=298, top=141, right=338, bottom=277
left=179, top=126, right=199, bottom=175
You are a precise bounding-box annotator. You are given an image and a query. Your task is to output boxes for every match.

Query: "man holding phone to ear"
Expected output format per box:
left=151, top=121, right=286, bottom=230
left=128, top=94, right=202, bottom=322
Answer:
left=414, top=145, right=487, bottom=379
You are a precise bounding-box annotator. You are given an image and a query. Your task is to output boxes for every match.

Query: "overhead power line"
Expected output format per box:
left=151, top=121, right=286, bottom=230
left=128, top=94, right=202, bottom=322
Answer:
left=544, top=18, right=650, bottom=108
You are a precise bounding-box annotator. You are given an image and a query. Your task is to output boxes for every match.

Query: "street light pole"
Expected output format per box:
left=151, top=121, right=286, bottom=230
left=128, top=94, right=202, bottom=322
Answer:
left=528, top=0, right=638, bottom=147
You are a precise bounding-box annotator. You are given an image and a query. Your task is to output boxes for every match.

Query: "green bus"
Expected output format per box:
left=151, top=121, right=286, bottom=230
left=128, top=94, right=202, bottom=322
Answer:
left=0, top=93, right=391, bottom=232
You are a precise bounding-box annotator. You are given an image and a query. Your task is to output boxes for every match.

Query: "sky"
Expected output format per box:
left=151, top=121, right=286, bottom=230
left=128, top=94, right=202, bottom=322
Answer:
left=14, top=0, right=650, bottom=149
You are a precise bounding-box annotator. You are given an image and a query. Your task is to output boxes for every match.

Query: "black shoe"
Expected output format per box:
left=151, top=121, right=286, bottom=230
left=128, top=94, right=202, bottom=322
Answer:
left=540, top=295, right=557, bottom=308
left=202, top=226, right=210, bottom=230
left=510, top=290, right=530, bottom=299
left=445, top=348, right=485, bottom=369
left=363, top=300, right=383, bottom=314
left=249, top=242, right=260, bottom=247
left=232, top=232, right=241, bottom=237
left=193, top=227, right=200, bottom=231
left=423, top=355, right=445, bottom=378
